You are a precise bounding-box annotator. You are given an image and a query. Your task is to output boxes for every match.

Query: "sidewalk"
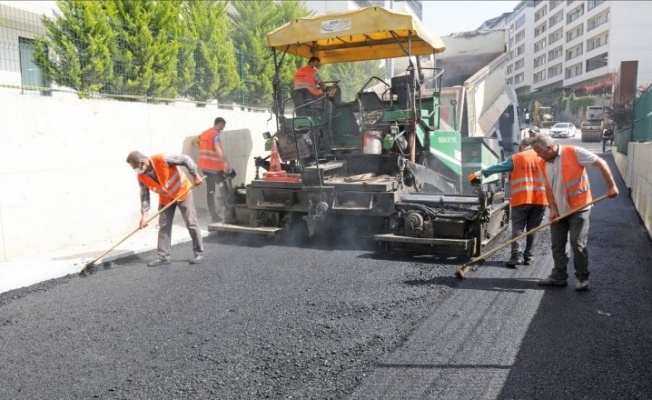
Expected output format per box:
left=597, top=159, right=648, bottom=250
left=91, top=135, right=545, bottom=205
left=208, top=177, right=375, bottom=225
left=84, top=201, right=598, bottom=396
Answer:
left=0, top=219, right=210, bottom=295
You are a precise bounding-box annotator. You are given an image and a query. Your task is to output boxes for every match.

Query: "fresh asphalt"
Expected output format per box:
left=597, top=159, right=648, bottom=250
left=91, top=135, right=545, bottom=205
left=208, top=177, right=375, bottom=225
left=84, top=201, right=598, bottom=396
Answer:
left=1, top=137, right=651, bottom=399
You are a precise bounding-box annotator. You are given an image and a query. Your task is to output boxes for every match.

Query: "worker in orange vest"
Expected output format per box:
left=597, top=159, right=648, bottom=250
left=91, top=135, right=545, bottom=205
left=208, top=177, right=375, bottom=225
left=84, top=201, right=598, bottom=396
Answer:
left=531, top=134, right=619, bottom=291
left=468, top=137, right=549, bottom=267
left=192, top=117, right=232, bottom=223
left=126, top=151, right=204, bottom=266
left=294, top=56, right=337, bottom=133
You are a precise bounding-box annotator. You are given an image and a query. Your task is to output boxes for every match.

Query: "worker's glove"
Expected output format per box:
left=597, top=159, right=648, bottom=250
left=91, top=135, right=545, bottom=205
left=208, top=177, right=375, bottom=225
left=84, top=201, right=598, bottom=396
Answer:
left=467, top=170, right=482, bottom=182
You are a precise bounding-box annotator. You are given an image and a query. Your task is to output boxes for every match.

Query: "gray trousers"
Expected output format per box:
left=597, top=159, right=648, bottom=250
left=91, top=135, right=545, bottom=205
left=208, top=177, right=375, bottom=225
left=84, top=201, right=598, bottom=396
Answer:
left=205, top=171, right=227, bottom=222
left=510, top=204, right=546, bottom=257
left=549, top=209, right=591, bottom=281
left=157, top=192, right=203, bottom=260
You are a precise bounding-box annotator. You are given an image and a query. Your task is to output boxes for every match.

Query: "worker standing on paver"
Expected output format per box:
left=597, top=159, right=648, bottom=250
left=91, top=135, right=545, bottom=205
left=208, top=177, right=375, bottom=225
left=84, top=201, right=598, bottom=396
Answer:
left=530, top=134, right=619, bottom=291
left=469, top=137, right=549, bottom=267
left=126, top=151, right=204, bottom=266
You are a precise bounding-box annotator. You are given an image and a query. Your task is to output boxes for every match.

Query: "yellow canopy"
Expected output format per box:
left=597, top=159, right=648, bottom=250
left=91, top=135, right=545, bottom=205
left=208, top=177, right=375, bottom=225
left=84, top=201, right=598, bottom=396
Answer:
left=266, top=6, right=446, bottom=63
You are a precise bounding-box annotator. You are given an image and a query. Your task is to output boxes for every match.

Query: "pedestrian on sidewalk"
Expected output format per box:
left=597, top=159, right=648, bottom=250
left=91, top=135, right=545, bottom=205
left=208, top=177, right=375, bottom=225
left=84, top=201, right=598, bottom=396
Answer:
left=126, top=151, right=204, bottom=266
left=468, top=137, right=548, bottom=267
left=530, top=134, right=619, bottom=291
left=192, top=117, right=233, bottom=223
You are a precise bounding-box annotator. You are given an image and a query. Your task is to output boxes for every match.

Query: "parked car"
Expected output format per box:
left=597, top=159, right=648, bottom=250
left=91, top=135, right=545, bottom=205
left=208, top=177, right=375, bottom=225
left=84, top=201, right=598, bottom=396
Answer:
left=550, top=122, right=576, bottom=138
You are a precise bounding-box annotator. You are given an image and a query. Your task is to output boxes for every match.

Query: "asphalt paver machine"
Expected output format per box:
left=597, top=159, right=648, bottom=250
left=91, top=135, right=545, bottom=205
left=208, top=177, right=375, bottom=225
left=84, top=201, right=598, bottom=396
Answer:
left=211, top=6, right=511, bottom=257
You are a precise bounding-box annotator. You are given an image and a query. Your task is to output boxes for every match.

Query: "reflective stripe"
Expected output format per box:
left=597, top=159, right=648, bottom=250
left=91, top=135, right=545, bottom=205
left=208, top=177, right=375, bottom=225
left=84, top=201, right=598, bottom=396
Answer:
left=511, top=185, right=547, bottom=194
left=511, top=176, right=544, bottom=185
left=163, top=171, right=181, bottom=194
left=199, top=149, right=222, bottom=162
left=563, top=175, right=587, bottom=188
left=568, top=186, right=590, bottom=198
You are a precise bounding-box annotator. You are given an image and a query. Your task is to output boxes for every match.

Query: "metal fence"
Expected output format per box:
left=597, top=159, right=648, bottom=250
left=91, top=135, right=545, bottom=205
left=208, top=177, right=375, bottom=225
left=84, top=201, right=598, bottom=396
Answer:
left=0, top=1, right=264, bottom=109
left=615, top=85, right=652, bottom=154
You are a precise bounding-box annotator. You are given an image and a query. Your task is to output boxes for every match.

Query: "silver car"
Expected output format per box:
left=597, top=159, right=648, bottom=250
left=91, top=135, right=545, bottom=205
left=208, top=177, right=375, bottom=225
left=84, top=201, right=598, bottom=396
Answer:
left=550, top=122, right=576, bottom=138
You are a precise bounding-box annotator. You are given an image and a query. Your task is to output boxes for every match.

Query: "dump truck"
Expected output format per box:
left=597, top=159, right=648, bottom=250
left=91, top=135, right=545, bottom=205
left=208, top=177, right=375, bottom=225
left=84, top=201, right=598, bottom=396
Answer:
left=211, top=7, right=515, bottom=257
left=581, top=105, right=605, bottom=142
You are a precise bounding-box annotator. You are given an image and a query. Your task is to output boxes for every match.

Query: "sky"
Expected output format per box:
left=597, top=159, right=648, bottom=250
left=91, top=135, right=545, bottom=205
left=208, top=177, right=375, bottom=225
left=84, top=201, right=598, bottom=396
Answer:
left=422, top=1, right=521, bottom=36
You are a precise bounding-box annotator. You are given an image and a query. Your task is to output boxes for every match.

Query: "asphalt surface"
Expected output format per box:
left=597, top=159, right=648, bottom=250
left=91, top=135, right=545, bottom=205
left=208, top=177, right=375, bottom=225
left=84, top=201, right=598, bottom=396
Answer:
left=1, top=138, right=651, bottom=399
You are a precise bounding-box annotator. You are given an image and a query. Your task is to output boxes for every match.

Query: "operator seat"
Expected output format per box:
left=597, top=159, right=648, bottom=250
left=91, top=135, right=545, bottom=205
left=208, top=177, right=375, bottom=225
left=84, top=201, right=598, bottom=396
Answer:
left=292, top=88, right=325, bottom=118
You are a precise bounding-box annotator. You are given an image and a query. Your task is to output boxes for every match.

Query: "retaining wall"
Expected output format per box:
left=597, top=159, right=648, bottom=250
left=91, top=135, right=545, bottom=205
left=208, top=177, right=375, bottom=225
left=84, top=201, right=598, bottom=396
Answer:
left=0, top=93, right=276, bottom=261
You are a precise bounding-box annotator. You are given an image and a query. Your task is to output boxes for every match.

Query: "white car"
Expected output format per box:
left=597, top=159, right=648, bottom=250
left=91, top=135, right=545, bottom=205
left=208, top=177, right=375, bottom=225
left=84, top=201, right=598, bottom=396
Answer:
left=550, top=122, right=576, bottom=138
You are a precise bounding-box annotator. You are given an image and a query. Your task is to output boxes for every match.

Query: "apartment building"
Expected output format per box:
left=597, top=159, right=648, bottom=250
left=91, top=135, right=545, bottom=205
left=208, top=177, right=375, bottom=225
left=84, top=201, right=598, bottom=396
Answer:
left=503, top=0, right=652, bottom=92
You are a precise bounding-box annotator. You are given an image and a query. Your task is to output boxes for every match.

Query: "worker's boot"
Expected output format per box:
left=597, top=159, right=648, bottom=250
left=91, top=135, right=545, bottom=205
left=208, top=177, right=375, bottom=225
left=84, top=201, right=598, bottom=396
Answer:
left=505, top=252, right=524, bottom=268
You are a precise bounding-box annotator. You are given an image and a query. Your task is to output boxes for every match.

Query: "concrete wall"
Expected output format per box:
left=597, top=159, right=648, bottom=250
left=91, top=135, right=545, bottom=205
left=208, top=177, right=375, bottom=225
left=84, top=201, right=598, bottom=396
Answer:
left=0, top=93, right=276, bottom=261
left=613, top=142, right=652, bottom=238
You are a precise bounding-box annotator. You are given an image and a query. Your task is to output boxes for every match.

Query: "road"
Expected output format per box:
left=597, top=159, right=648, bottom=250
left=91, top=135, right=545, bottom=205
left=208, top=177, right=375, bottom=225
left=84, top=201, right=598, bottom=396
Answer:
left=1, top=136, right=651, bottom=399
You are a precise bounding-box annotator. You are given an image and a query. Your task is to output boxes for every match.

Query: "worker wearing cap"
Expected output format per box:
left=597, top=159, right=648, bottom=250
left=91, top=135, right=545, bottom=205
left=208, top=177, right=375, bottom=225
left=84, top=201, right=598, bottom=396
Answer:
left=126, top=151, right=204, bottom=266
left=468, top=137, right=548, bottom=267
left=530, top=134, right=619, bottom=291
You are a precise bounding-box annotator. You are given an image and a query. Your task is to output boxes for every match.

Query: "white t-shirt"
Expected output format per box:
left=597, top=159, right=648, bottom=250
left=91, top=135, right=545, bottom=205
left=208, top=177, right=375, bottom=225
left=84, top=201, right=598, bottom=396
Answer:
left=544, top=145, right=598, bottom=214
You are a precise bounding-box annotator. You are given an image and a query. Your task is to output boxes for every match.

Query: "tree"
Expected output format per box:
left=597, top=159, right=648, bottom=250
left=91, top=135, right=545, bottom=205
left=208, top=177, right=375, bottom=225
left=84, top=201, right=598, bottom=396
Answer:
left=33, top=0, right=116, bottom=98
left=605, top=99, right=634, bottom=129
left=230, top=0, right=311, bottom=107
left=104, top=0, right=184, bottom=99
left=180, top=0, right=239, bottom=103
left=322, top=61, right=387, bottom=102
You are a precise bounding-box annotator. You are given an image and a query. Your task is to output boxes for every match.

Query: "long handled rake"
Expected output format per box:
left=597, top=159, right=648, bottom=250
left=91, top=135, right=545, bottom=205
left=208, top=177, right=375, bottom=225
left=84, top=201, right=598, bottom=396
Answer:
left=455, top=194, right=609, bottom=279
left=80, top=180, right=202, bottom=276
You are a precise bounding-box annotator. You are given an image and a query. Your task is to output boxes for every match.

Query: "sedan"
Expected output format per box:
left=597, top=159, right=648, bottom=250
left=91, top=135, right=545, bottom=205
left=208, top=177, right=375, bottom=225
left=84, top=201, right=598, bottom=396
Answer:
left=550, top=122, right=576, bottom=138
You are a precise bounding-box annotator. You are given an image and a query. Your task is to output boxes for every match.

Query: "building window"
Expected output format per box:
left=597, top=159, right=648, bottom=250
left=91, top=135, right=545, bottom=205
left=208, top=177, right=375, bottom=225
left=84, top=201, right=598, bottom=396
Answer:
left=515, top=58, right=525, bottom=70
left=515, top=15, right=525, bottom=30
left=534, top=54, right=547, bottom=68
left=548, top=28, right=563, bottom=45
left=549, top=0, right=563, bottom=10
left=588, top=0, right=605, bottom=11
left=586, top=52, right=608, bottom=72
left=515, top=30, right=525, bottom=43
left=566, top=24, right=584, bottom=42
left=535, top=22, right=547, bottom=37
left=588, top=11, right=610, bottom=31
left=548, top=45, right=563, bottom=61
left=535, top=4, right=547, bottom=22
left=18, top=37, right=50, bottom=96
left=565, top=63, right=582, bottom=79
left=515, top=72, right=525, bottom=83
left=507, top=78, right=514, bottom=85
left=507, top=65, right=513, bottom=74
left=548, top=11, right=563, bottom=28
left=534, top=70, right=547, bottom=83
left=515, top=44, right=525, bottom=56
left=548, top=63, right=563, bottom=78
left=534, top=38, right=547, bottom=53
left=566, top=44, right=583, bottom=61
left=567, top=4, right=585, bottom=24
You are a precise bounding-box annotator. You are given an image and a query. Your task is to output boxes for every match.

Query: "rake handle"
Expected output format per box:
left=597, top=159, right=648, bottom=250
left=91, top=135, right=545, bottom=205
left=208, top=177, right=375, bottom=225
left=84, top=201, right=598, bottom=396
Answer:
left=80, top=179, right=203, bottom=275
left=455, top=194, right=609, bottom=279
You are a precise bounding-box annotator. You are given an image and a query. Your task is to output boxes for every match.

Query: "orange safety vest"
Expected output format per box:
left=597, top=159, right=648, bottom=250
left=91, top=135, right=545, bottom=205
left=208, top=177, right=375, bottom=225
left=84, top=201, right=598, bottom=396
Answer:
left=198, top=127, right=227, bottom=172
left=538, top=146, right=592, bottom=210
left=510, top=149, right=548, bottom=207
left=294, top=65, right=321, bottom=97
left=138, top=154, right=193, bottom=206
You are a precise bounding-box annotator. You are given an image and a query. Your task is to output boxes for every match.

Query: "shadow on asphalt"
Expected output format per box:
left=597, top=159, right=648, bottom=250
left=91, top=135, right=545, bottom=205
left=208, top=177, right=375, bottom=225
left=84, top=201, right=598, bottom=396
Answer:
left=495, top=152, right=652, bottom=399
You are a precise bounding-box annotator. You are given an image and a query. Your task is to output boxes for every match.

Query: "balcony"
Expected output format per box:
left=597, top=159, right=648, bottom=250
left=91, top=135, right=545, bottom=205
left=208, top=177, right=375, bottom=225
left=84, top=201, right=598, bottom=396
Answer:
left=586, top=52, right=608, bottom=72
left=588, top=12, right=610, bottom=31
